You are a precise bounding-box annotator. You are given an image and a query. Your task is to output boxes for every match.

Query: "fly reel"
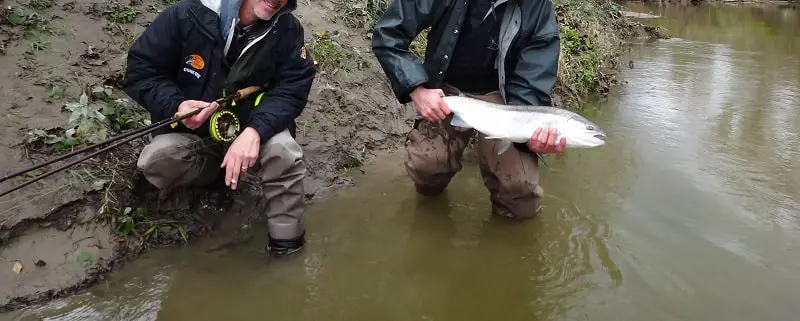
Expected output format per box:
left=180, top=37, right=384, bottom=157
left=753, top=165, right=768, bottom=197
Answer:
left=208, top=109, right=240, bottom=142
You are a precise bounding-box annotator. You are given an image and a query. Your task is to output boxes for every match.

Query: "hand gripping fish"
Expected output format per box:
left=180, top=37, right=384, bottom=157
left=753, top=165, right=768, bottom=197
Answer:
left=442, top=96, right=607, bottom=156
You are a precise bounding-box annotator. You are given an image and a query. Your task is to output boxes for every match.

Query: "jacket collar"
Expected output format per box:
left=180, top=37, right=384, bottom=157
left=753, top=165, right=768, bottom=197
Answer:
left=200, top=0, right=296, bottom=54
left=483, top=0, right=509, bottom=21
left=200, top=0, right=297, bottom=38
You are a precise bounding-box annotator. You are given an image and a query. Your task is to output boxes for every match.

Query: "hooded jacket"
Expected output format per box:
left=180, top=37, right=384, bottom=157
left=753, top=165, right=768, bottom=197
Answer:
left=123, top=0, right=316, bottom=141
left=371, top=0, right=560, bottom=107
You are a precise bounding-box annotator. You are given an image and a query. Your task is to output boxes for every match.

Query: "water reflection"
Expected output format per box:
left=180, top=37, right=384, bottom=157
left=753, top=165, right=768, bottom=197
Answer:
left=626, top=1, right=800, bottom=54
left=5, top=261, right=174, bottom=320
left=4, top=2, right=800, bottom=321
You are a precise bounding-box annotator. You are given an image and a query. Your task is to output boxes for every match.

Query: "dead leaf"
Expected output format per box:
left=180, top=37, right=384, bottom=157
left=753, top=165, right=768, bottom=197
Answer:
left=86, top=59, right=106, bottom=66
left=12, top=261, right=22, bottom=274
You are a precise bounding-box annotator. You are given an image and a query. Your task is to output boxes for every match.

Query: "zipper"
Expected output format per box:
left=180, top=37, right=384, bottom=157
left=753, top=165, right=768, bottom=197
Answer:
left=188, top=8, right=218, bottom=42
left=236, top=13, right=285, bottom=61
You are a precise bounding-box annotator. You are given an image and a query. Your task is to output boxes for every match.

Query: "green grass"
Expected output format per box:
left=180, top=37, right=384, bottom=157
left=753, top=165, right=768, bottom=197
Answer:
left=328, top=0, right=636, bottom=110
left=309, top=30, right=371, bottom=72
left=552, top=0, right=632, bottom=109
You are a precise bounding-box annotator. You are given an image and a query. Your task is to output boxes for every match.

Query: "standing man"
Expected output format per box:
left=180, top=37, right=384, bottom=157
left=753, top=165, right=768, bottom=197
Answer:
left=123, top=0, right=316, bottom=256
left=372, top=0, right=565, bottom=219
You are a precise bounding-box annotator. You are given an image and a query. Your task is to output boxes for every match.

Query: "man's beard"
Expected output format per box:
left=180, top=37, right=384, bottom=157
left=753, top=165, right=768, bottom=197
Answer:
left=253, top=0, right=281, bottom=20
left=254, top=10, right=275, bottom=21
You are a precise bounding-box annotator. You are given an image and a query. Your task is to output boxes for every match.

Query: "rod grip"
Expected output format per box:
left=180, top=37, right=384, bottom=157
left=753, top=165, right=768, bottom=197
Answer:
left=235, top=85, right=262, bottom=99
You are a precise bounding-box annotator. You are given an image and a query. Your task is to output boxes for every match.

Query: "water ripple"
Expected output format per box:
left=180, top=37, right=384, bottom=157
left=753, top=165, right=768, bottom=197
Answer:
left=8, top=266, right=173, bottom=321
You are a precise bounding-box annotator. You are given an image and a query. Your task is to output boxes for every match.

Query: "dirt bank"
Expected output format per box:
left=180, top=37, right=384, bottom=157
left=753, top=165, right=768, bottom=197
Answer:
left=0, top=0, right=664, bottom=312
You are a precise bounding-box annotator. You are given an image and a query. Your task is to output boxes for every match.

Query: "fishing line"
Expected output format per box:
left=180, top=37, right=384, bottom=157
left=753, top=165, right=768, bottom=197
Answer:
left=0, top=180, right=72, bottom=206
left=0, top=183, right=72, bottom=225
left=0, top=133, right=267, bottom=219
left=0, top=135, right=224, bottom=214
left=0, top=85, right=264, bottom=198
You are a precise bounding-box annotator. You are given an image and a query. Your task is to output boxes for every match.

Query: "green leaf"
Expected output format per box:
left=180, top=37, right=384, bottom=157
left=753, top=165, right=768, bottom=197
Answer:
left=94, top=109, right=107, bottom=121
left=6, top=8, right=27, bottom=26
left=91, top=85, right=105, bottom=95
left=53, top=138, right=79, bottom=151
left=114, top=215, right=134, bottom=236
left=74, top=251, right=95, bottom=267
left=134, top=207, right=148, bottom=219
left=68, top=110, right=80, bottom=124
left=50, top=86, right=62, bottom=100
left=102, top=102, right=116, bottom=116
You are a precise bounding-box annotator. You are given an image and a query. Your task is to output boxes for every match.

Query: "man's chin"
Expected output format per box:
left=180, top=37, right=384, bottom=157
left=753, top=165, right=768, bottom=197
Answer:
left=254, top=10, right=276, bottom=21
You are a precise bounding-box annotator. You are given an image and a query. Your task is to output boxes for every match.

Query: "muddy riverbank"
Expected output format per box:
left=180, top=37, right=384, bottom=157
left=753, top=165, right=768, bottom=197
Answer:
left=0, top=0, right=660, bottom=311
left=3, top=2, right=799, bottom=314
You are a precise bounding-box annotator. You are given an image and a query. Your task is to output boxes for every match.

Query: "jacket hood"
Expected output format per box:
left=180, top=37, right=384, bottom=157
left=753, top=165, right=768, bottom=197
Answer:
left=200, top=0, right=298, bottom=40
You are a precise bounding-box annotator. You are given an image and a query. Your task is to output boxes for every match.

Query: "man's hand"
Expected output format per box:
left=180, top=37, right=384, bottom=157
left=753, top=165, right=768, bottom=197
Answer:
left=409, top=86, right=451, bottom=122
left=177, top=100, right=220, bottom=129
left=527, top=128, right=566, bottom=154
left=221, top=127, right=261, bottom=190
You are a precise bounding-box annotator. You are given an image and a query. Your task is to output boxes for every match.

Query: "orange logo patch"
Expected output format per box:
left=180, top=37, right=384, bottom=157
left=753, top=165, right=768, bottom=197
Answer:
left=186, top=54, right=205, bottom=70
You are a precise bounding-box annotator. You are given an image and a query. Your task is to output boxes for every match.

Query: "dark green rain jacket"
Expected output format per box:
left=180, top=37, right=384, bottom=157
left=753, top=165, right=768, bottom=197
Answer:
left=371, top=0, right=561, bottom=107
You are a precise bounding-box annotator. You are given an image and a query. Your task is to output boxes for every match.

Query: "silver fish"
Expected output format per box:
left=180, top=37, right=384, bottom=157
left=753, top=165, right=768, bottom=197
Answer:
left=442, top=96, right=607, bottom=155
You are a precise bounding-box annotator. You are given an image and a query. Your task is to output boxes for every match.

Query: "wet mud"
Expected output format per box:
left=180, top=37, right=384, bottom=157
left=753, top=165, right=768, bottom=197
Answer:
left=0, top=0, right=656, bottom=312
left=0, top=0, right=412, bottom=311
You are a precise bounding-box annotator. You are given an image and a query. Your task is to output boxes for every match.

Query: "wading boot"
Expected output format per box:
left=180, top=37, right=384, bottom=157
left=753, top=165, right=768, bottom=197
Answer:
left=414, top=183, right=445, bottom=197
left=266, top=231, right=305, bottom=257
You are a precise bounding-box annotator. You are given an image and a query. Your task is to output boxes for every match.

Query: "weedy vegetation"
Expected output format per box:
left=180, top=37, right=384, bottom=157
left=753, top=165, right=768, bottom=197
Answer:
left=327, top=0, right=646, bottom=110
left=309, top=30, right=371, bottom=72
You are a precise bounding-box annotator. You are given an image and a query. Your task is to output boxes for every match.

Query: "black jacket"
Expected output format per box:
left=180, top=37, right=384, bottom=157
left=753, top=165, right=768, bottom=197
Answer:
left=371, top=0, right=560, bottom=107
left=123, top=0, right=316, bottom=141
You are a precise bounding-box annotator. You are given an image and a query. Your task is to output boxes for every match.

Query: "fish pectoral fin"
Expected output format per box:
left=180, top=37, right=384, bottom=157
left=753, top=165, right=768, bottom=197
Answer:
left=536, top=153, right=549, bottom=168
left=449, top=114, right=472, bottom=129
left=495, top=139, right=512, bottom=155
left=481, top=136, right=512, bottom=154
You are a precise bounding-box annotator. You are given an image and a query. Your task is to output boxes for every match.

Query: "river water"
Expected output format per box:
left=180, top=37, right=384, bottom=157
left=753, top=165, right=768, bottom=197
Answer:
left=4, top=2, right=800, bottom=321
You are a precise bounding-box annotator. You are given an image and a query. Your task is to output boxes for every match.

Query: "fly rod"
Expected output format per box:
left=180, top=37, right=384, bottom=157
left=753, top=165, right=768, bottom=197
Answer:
left=0, top=85, right=262, bottom=198
left=1, top=109, right=191, bottom=184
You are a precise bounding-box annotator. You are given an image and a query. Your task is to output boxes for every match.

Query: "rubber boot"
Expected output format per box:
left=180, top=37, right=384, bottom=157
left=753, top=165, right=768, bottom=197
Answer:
left=266, top=231, right=305, bottom=257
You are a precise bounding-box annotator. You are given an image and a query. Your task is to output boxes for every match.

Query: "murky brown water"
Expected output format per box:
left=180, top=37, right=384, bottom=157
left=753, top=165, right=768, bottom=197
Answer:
left=4, top=2, right=800, bottom=320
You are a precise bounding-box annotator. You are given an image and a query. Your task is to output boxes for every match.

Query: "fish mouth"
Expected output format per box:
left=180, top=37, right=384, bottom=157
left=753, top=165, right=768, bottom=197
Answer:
left=593, top=134, right=607, bottom=141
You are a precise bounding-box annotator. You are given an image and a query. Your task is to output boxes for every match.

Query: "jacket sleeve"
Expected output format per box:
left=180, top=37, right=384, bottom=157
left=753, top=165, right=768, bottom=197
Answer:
left=246, top=23, right=316, bottom=142
left=371, top=0, right=439, bottom=104
left=122, top=5, right=185, bottom=123
left=504, top=1, right=560, bottom=107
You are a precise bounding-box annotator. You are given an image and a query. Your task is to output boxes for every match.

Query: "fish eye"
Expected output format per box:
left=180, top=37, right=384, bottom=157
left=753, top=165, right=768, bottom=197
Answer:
left=586, top=125, right=594, bottom=130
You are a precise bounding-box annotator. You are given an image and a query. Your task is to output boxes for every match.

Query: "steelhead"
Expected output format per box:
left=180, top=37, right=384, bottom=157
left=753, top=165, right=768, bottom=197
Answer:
left=442, top=96, right=607, bottom=155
